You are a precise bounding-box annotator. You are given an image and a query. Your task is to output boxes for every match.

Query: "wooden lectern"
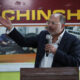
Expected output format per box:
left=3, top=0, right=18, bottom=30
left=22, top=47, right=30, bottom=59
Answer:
left=20, top=67, right=79, bottom=80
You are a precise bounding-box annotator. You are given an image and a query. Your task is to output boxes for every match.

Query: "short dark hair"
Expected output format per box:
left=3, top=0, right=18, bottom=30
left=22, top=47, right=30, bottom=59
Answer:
left=60, top=14, right=65, bottom=24
left=51, top=13, right=66, bottom=24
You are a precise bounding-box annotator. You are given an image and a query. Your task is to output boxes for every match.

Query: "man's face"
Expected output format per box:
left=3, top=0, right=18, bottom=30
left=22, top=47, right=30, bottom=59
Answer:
left=47, top=15, right=63, bottom=35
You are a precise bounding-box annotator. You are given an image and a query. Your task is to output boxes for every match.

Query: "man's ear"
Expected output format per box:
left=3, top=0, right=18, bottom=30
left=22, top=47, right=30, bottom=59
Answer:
left=62, top=24, right=65, bottom=29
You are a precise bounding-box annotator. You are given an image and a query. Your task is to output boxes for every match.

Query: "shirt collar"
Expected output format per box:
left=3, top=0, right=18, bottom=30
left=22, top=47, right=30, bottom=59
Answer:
left=54, top=29, right=65, bottom=44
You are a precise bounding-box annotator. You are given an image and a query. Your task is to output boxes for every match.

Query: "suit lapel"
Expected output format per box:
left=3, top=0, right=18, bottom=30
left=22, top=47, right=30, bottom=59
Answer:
left=58, top=31, right=69, bottom=50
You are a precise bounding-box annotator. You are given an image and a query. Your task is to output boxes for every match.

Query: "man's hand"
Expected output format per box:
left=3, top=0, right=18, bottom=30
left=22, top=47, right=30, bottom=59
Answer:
left=0, top=16, right=13, bottom=30
left=45, top=44, right=57, bottom=54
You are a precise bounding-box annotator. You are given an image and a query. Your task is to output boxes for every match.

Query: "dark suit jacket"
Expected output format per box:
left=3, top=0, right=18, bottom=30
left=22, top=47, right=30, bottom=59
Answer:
left=8, top=28, right=80, bottom=67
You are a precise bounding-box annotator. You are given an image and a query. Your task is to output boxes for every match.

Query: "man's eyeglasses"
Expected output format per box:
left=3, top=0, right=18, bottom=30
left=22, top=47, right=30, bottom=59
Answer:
left=46, top=21, right=61, bottom=25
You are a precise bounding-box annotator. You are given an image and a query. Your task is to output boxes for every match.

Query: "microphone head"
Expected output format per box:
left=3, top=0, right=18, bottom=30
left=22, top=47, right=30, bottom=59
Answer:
left=46, top=34, right=52, bottom=44
left=46, top=34, right=51, bottom=40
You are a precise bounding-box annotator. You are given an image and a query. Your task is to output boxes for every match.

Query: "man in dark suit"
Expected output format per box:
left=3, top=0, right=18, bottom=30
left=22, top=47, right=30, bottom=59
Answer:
left=0, top=13, right=80, bottom=68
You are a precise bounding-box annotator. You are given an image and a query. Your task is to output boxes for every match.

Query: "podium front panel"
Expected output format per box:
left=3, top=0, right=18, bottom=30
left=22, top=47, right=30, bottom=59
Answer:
left=20, top=67, right=79, bottom=80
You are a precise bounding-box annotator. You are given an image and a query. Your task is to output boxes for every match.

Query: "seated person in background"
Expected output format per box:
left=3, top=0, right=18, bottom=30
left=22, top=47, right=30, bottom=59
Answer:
left=0, top=34, right=8, bottom=45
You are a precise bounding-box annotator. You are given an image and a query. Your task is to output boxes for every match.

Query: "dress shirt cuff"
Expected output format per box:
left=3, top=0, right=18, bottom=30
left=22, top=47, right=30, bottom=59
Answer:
left=6, top=27, right=15, bottom=34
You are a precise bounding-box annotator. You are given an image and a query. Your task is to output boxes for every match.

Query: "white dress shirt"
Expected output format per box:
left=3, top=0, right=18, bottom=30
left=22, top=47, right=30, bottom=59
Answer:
left=40, top=30, right=65, bottom=68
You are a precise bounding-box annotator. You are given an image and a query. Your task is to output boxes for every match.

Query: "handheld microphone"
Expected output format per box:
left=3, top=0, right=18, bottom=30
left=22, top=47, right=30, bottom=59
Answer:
left=46, top=34, right=52, bottom=56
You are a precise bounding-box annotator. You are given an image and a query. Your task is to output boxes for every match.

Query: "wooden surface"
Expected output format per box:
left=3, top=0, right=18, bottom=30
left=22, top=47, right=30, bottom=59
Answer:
left=0, top=53, right=36, bottom=63
left=21, top=67, right=79, bottom=80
